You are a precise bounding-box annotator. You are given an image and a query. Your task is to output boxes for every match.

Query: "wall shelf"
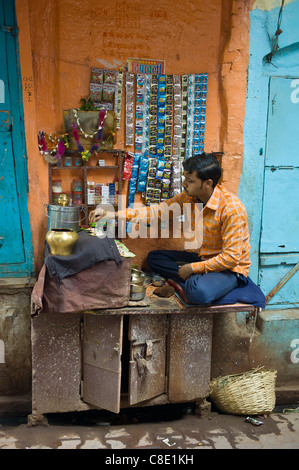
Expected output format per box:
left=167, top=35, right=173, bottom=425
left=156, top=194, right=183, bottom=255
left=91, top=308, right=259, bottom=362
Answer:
left=48, top=149, right=124, bottom=223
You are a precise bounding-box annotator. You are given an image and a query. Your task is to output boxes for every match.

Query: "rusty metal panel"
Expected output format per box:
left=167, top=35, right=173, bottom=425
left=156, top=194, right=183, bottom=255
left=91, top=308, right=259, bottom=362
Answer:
left=168, top=313, right=213, bottom=402
left=129, top=314, right=167, bottom=405
left=31, top=312, right=83, bottom=414
left=83, top=314, right=123, bottom=413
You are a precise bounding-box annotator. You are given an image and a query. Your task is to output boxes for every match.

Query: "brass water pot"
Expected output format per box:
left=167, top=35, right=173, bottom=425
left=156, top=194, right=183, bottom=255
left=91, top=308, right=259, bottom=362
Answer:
left=57, top=193, right=70, bottom=207
left=46, top=228, right=78, bottom=256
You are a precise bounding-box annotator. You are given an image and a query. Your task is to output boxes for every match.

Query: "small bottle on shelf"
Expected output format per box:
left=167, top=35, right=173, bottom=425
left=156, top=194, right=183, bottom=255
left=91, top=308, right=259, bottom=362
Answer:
left=72, top=179, right=83, bottom=192
left=63, top=155, right=72, bottom=167
left=73, top=191, right=83, bottom=205
left=52, top=179, right=62, bottom=193
left=73, top=155, right=83, bottom=167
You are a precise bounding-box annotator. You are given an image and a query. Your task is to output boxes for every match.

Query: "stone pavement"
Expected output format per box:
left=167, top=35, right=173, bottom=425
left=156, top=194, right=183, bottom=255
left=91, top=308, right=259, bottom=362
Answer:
left=0, top=404, right=298, bottom=451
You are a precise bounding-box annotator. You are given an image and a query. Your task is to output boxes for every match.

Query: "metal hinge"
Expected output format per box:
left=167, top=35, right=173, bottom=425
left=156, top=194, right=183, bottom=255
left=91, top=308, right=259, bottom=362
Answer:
left=0, top=25, right=18, bottom=35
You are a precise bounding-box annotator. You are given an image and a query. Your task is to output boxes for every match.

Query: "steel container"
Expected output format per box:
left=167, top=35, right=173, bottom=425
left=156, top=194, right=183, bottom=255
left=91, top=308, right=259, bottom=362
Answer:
left=45, top=204, right=83, bottom=231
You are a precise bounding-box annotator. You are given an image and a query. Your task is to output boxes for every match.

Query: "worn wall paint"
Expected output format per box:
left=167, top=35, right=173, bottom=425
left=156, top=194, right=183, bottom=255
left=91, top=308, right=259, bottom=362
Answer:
left=16, top=0, right=251, bottom=272
left=253, top=0, right=295, bottom=11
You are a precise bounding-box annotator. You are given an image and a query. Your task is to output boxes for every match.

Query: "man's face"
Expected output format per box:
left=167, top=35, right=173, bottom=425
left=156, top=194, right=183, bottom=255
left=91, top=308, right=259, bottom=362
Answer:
left=182, top=170, right=213, bottom=202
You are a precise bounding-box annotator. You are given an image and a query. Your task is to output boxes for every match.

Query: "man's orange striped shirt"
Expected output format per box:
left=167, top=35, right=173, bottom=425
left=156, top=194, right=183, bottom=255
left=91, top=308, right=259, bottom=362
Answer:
left=124, top=184, right=251, bottom=277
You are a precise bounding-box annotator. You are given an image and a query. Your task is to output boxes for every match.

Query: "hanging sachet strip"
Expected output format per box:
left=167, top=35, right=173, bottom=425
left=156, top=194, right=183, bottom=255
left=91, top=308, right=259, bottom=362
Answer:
left=181, top=75, right=189, bottom=160
left=135, top=74, right=146, bottom=155
left=172, top=75, right=182, bottom=159
left=148, top=74, right=158, bottom=156
left=192, top=73, right=208, bottom=155
left=116, top=71, right=123, bottom=129
left=186, top=73, right=208, bottom=158
left=125, top=73, right=135, bottom=146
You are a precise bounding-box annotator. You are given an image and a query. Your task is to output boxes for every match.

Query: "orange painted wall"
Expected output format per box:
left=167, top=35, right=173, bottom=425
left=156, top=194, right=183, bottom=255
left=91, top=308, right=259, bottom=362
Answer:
left=15, top=0, right=251, bottom=274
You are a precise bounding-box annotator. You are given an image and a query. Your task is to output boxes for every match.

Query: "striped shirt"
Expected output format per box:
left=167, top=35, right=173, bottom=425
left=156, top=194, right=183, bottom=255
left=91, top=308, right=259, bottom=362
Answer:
left=121, top=184, right=251, bottom=276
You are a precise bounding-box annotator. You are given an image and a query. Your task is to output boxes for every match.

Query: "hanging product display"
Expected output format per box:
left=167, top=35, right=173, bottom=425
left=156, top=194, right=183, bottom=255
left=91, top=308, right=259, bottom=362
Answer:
left=41, top=66, right=208, bottom=215
left=125, top=73, right=135, bottom=146
left=124, top=72, right=208, bottom=205
left=89, top=68, right=123, bottom=130
left=187, top=73, right=207, bottom=157
left=134, top=74, right=151, bottom=156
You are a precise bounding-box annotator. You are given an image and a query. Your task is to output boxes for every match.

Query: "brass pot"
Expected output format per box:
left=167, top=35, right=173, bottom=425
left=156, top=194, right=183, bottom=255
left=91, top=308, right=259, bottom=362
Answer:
left=57, top=193, right=70, bottom=207
left=46, top=228, right=78, bottom=256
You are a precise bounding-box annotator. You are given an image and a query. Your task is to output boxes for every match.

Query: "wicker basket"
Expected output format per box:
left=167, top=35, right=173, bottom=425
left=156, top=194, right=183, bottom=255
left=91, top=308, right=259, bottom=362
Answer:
left=210, top=367, right=277, bottom=415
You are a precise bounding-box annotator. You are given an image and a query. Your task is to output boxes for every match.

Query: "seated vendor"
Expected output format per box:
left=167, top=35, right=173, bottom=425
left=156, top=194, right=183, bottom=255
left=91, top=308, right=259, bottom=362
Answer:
left=89, top=153, right=264, bottom=307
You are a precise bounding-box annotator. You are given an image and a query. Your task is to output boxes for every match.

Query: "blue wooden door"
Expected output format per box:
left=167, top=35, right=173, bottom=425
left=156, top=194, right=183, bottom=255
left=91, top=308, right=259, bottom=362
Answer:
left=259, top=77, right=299, bottom=308
left=0, top=0, right=34, bottom=277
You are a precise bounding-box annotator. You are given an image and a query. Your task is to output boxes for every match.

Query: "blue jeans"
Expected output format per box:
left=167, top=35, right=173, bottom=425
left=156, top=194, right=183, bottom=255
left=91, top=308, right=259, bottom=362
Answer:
left=147, top=249, right=239, bottom=306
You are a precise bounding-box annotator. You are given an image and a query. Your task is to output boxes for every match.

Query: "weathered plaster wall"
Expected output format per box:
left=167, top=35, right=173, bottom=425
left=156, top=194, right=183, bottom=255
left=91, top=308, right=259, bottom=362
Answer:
left=16, top=0, right=251, bottom=272
left=0, top=288, right=32, bottom=395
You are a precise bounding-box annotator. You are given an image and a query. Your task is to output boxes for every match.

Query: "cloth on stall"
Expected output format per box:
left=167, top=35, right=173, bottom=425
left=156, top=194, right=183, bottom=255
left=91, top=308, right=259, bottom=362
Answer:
left=44, top=230, right=122, bottom=282
left=31, top=257, right=132, bottom=315
left=32, top=231, right=131, bottom=315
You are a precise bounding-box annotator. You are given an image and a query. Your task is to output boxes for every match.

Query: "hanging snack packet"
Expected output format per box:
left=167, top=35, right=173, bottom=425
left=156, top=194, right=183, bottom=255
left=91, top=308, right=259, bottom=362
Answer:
left=123, top=152, right=134, bottom=180
left=137, top=153, right=149, bottom=192
left=155, top=157, right=165, bottom=180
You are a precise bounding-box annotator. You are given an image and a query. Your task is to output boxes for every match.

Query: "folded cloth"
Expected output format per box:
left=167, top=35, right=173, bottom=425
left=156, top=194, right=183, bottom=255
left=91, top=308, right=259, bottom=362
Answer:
left=45, top=230, right=122, bottom=282
left=213, top=277, right=266, bottom=309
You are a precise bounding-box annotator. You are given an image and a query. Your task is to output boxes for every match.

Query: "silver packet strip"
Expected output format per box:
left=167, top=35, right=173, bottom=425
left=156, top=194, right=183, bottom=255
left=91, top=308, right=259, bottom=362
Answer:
left=134, top=73, right=151, bottom=155
left=181, top=75, right=189, bottom=160
left=125, top=73, right=135, bottom=146
left=115, top=71, right=123, bottom=129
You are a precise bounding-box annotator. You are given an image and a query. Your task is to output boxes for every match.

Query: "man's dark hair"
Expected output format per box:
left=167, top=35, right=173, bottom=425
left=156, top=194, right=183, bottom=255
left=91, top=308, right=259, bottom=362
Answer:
left=183, top=153, right=221, bottom=188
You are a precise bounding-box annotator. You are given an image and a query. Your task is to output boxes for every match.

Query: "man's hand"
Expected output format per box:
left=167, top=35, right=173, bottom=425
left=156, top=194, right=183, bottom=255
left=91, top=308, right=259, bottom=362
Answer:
left=89, top=207, right=117, bottom=224
left=178, top=263, right=194, bottom=281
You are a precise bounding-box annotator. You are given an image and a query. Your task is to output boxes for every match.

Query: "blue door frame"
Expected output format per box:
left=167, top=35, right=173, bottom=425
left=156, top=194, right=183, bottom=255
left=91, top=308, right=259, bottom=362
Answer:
left=239, top=3, right=299, bottom=309
left=0, top=0, right=34, bottom=278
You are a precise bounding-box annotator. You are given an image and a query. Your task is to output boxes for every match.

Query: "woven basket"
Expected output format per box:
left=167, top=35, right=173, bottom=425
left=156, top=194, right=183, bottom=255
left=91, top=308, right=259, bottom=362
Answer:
left=210, top=367, right=277, bottom=415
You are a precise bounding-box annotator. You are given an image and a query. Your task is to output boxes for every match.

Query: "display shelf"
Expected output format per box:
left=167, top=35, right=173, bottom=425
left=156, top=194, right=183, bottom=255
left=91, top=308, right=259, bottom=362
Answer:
left=48, top=149, right=124, bottom=221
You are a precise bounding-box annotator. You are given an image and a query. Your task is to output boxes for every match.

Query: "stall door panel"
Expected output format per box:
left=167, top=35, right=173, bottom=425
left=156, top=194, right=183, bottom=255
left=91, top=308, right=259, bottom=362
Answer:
left=168, top=313, right=213, bottom=402
left=265, top=77, right=299, bottom=167
left=0, top=5, right=25, bottom=266
left=260, top=168, right=299, bottom=253
left=129, top=315, right=168, bottom=405
left=259, top=77, right=299, bottom=307
left=0, top=133, right=25, bottom=264
left=83, top=314, right=123, bottom=413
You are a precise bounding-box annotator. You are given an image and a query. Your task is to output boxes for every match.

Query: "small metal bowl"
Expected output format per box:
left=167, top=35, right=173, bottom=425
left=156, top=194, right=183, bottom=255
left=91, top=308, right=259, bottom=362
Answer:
left=152, top=274, right=166, bottom=287
left=130, top=283, right=146, bottom=301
